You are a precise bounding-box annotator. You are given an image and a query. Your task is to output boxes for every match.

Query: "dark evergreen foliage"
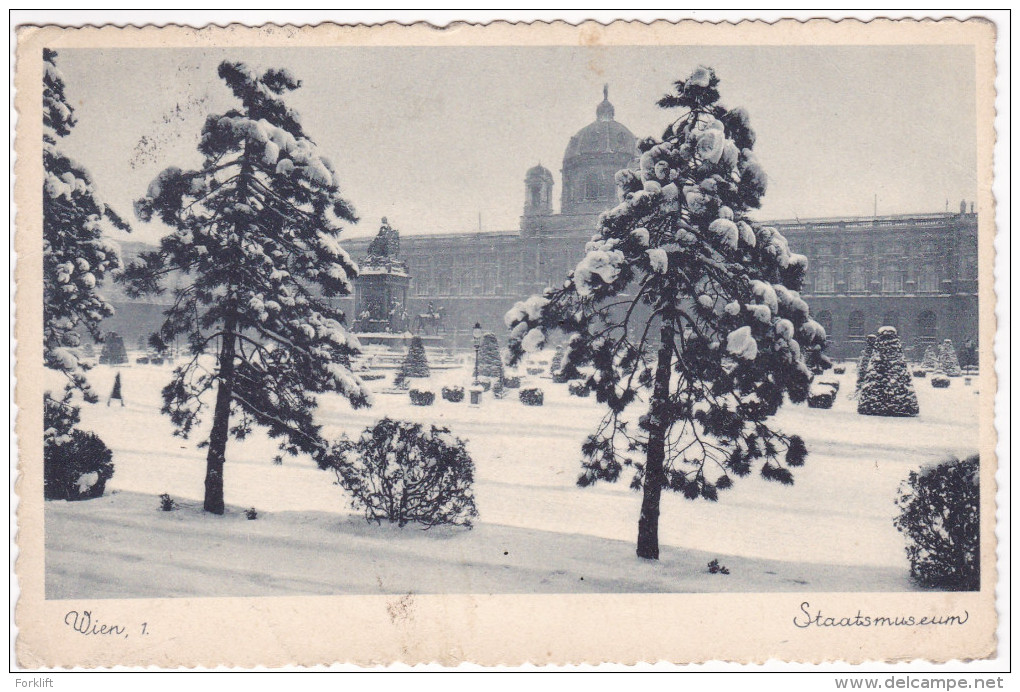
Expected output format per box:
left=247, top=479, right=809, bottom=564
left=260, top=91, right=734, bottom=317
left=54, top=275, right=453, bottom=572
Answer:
left=568, top=381, right=592, bottom=398
left=409, top=388, right=435, bottom=406
left=504, top=66, right=827, bottom=560
left=519, top=388, right=544, bottom=406
left=921, top=345, right=939, bottom=371
left=441, top=385, right=465, bottom=402
left=938, top=339, right=962, bottom=376
left=858, top=327, right=919, bottom=417
left=44, top=425, right=114, bottom=501
left=123, top=61, right=368, bottom=514
left=400, top=336, right=431, bottom=378
left=322, top=418, right=478, bottom=528
left=807, top=386, right=836, bottom=409
left=931, top=373, right=951, bottom=388
left=503, top=376, right=521, bottom=389
left=477, top=333, right=504, bottom=381
left=894, top=455, right=979, bottom=591
left=98, top=332, right=127, bottom=365
left=854, top=334, right=877, bottom=396
left=98, top=335, right=126, bottom=365
left=43, top=49, right=129, bottom=403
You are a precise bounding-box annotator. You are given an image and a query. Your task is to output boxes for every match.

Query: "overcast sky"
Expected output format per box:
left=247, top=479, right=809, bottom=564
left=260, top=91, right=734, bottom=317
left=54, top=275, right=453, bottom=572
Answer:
left=54, top=45, right=977, bottom=243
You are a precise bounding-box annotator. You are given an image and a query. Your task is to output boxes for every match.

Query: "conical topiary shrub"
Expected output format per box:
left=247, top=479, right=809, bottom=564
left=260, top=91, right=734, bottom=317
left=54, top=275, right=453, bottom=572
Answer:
left=921, top=345, right=939, bottom=371
left=938, top=339, right=962, bottom=377
left=550, top=344, right=564, bottom=376
left=858, top=327, right=919, bottom=417
left=477, top=332, right=504, bottom=381
left=400, top=335, right=430, bottom=378
left=98, top=332, right=128, bottom=365
left=854, top=334, right=878, bottom=396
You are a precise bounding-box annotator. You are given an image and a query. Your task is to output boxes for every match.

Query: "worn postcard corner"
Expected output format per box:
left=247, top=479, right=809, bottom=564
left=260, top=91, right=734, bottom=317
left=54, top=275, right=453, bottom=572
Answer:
left=12, top=16, right=1000, bottom=668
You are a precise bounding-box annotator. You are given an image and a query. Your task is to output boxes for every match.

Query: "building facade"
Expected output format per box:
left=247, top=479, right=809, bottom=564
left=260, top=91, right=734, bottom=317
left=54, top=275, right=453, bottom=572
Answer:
left=105, top=88, right=980, bottom=363
left=339, top=89, right=979, bottom=360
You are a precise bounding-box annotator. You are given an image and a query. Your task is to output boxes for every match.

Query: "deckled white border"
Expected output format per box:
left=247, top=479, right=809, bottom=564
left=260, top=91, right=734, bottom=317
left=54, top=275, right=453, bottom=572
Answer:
left=8, top=10, right=1011, bottom=675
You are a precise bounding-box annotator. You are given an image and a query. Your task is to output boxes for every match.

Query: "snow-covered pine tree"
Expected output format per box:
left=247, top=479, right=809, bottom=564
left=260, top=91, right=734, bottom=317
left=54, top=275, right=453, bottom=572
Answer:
left=400, top=335, right=431, bottom=378
left=854, top=334, right=878, bottom=396
left=42, top=49, right=129, bottom=448
left=922, top=344, right=939, bottom=371
left=857, top=327, right=919, bottom=417
left=938, top=339, right=962, bottom=376
left=505, top=66, right=828, bottom=560
left=476, top=332, right=504, bottom=381
left=124, top=61, right=370, bottom=514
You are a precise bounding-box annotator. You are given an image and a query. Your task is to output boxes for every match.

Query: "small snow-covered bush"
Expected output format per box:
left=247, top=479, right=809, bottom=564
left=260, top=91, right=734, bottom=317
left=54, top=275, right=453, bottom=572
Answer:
left=492, top=378, right=506, bottom=399
left=568, top=380, right=591, bottom=398
left=441, top=385, right=465, bottom=403
left=475, top=379, right=492, bottom=392
left=807, top=383, right=836, bottom=409
left=323, top=418, right=478, bottom=528
left=44, top=428, right=114, bottom=501
left=912, top=368, right=926, bottom=378
left=894, top=455, right=979, bottom=591
left=400, top=336, right=431, bottom=378
left=816, top=378, right=839, bottom=393
left=832, top=365, right=846, bottom=375
left=360, top=373, right=386, bottom=381
left=707, top=558, right=730, bottom=575
left=409, top=389, right=435, bottom=406
left=519, top=388, right=544, bottom=406
left=931, top=373, right=951, bottom=388
left=159, top=493, right=176, bottom=512
left=503, top=376, right=522, bottom=389
left=526, top=367, right=543, bottom=376
left=245, top=507, right=258, bottom=520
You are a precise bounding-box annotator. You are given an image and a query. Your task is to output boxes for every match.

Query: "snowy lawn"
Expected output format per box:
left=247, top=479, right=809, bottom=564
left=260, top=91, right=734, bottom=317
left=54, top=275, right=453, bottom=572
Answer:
left=45, top=358, right=980, bottom=598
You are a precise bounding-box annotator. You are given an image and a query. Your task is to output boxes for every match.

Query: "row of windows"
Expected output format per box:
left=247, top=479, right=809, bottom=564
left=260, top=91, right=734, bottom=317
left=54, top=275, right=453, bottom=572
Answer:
left=814, top=309, right=939, bottom=342
left=811, top=267, right=942, bottom=294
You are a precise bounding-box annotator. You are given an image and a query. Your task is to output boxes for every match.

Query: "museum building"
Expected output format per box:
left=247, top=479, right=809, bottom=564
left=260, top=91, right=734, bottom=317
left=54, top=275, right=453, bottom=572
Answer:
left=339, top=88, right=980, bottom=360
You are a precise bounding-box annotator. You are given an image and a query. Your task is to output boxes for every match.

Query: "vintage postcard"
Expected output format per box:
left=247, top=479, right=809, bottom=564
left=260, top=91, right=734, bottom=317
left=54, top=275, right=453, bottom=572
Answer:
left=13, top=18, right=1000, bottom=668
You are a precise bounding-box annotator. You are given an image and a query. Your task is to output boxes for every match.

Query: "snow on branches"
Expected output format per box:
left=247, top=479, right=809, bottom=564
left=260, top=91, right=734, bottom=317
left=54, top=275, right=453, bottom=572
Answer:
left=43, top=49, right=129, bottom=406
left=123, top=61, right=368, bottom=511
left=504, top=66, right=829, bottom=556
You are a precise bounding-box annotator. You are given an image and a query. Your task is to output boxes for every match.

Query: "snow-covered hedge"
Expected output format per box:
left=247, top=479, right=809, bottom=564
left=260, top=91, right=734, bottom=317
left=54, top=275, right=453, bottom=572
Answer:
left=503, top=376, right=521, bottom=389
left=912, top=368, right=926, bottom=378
left=44, top=428, right=114, bottom=501
left=816, top=378, right=839, bottom=393
left=894, top=455, right=979, bottom=591
left=441, top=385, right=465, bottom=403
left=931, top=373, right=951, bottom=388
left=409, top=389, right=435, bottom=406
left=807, top=384, right=836, bottom=409
left=519, top=388, right=544, bottom=406
left=323, top=418, right=478, bottom=528
left=568, top=381, right=591, bottom=398
left=832, top=365, right=846, bottom=375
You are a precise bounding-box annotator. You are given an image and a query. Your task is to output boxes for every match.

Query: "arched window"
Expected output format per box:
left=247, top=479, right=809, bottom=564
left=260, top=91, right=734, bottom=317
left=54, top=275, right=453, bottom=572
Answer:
left=882, top=311, right=899, bottom=332
left=815, top=310, right=833, bottom=340
left=917, top=311, right=937, bottom=344
left=584, top=174, right=601, bottom=201
left=814, top=266, right=835, bottom=294
left=530, top=184, right=542, bottom=208
left=849, top=266, right=867, bottom=293
left=848, top=310, right=866, bottom=339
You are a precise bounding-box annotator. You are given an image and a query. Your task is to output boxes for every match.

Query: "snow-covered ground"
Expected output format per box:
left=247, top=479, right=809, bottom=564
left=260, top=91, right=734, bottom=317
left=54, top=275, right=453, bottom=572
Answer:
left=45, top=355, right=981, bottom=598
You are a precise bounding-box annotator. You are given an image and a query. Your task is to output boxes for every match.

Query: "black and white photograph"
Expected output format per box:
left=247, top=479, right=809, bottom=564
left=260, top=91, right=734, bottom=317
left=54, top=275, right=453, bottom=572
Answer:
left=13, top=16, right=1002, bottom=670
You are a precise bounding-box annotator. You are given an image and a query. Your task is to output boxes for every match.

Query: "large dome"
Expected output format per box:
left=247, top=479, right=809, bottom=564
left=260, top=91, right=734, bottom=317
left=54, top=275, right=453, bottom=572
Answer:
left=560, top=85, right=638, bottom=214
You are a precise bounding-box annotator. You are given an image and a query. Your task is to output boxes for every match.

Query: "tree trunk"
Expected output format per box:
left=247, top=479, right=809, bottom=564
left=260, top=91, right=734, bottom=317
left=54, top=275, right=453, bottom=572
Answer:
left=637, top=325, right=674, bottom=560
left=203, top=312, right=237, bottom=515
